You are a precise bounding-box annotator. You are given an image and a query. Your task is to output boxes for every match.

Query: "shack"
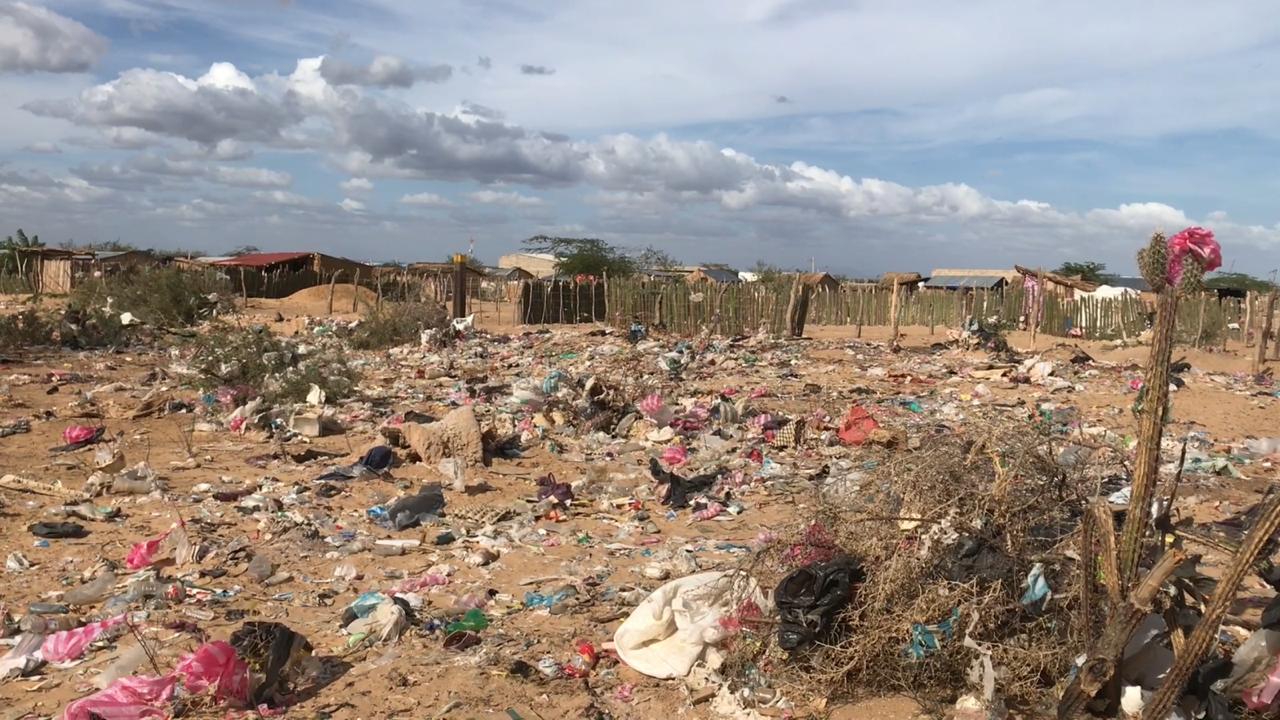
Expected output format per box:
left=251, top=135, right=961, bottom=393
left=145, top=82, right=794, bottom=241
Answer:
left=18, top=248, right=158, bottom=294
left=209, top=252, right=372, bottom=298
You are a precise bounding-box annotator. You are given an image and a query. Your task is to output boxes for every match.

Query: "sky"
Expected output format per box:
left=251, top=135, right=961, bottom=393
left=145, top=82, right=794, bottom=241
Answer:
left=2, top=0, right=1279, bottom=276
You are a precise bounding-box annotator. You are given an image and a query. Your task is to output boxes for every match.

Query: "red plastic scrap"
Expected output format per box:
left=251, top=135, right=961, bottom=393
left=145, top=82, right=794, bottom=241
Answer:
left=837, top=406, right=879, bottom=446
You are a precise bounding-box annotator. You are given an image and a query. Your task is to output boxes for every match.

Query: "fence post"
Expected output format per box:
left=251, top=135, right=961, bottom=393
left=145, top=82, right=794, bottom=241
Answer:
left=351, top=268, right=361, bottom=313
left=888, top=279, right=901, bottom=349
left=1030, top=271, right=1046, bottom=349
left=1253, top=291, right=1278, bottom=374
left=327, top=270, right=342, bottom=315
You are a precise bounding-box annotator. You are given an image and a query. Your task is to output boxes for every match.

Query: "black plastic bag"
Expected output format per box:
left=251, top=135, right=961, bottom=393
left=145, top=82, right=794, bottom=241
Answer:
left=775, top=555, right=864, bottom=651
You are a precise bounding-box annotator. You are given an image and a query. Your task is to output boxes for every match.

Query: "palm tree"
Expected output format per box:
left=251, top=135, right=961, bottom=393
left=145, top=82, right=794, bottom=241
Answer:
left=1, top=229, right=44, bottom=276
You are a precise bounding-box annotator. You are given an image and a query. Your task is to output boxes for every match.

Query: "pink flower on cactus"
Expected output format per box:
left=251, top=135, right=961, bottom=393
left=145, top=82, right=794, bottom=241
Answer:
left=1167, top=226, right=1222, bottom=286
left=660, top=444, right=688, bottom=467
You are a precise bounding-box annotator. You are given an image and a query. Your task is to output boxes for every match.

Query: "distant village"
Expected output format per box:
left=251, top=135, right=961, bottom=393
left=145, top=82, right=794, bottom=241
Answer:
left=4, top=244, right=1251, bottom=304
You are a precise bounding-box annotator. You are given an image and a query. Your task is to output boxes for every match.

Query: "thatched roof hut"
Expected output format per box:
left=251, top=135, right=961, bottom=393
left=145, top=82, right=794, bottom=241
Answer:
left=879, top=272, right=924, bottom=287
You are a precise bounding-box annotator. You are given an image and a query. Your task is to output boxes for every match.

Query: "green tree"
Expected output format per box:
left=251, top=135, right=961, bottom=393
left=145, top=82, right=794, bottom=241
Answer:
left=635, top=245, right=679, bottom=271
left=749, top=260, right=784, bottom=283
left=1055, top=260, right=1113, bottom=284
left=1, top=229, right=44, bottom=275
left=229, top=245, right=260, bottom=257
left=523, top=235, right=636, bottom=277
left=1204, top=271, right=1276, bottom=292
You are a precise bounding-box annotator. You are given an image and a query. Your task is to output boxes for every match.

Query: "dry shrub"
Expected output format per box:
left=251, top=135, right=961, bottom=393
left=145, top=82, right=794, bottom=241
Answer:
left=349, top=301, right=448, bottom=350
left=189, top=323, right=360, bottom=403
left=70, top=267, right=229, bottom=328
left=739, top=420, right=1100, bottom=714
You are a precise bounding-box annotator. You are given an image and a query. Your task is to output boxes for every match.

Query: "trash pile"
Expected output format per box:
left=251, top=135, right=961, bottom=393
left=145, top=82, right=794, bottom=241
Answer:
left=0, top=229, right=1276, bottom=719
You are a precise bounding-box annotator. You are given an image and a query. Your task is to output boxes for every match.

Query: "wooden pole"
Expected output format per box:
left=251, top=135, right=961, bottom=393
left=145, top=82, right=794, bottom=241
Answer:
left=1243, top=291, right=1254, bottom=347
left=855, top=288, right=865, bottom=339
left=351, top=268, right=361, bottom=313
left=451, top=256, right=467, bottom=319
left=1194, top=293, right=1206, bottom=348
left=1252, top=290, right=1277, bottom=374
left=888, top=279, right=901, bottom=349
left=239, top=267, right=248, bottom=306
left=326, top=271, right=341, bottom=315
left=1030, top=271, right=1046, bottom=349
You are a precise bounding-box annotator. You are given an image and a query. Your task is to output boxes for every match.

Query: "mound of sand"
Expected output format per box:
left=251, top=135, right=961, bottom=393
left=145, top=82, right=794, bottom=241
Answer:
left=284, top=283, right=377, bottom=307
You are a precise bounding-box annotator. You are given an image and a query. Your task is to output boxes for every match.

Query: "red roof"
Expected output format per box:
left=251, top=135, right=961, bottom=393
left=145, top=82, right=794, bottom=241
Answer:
left=211, top=252, right=312, bottom=268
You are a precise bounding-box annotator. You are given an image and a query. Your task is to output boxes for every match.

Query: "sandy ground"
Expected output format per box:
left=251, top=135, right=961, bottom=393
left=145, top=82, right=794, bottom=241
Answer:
left=0, top=295, right=1277, bottom=720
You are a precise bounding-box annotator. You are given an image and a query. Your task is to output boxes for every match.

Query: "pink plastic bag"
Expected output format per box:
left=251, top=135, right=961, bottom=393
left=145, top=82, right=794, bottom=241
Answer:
left=61, top=641, right=248, bottom=720
left=41, top=614, right=127, bottom=663
left=62, top=425, right=96, bottom=445
left=63, top=674, right=178, bottom=720
left=1244, top=653, right=1280, bottom=711
left=173, top=641, right=250, bottom=702
left=660, top=445, right=688, bottom=467
left=125, top=521, right=182, bottom=571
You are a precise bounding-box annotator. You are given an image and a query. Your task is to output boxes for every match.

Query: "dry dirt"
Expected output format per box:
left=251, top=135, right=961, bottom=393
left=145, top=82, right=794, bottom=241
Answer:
left=0, top=297, right=1276, bottom=720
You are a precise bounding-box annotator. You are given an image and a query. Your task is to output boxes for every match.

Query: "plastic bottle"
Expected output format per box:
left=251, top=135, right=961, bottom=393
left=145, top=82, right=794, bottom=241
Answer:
left=27, top=603, right=70, bottom=615
left=126, top=581, right=185, bottom=603
left=64, top=571, right=117, bottom=606
left=20, top=614, right=80, bottom=633
left=444, top=609, right=489, bottom=633
left=110, top=476, right=155, bottom=495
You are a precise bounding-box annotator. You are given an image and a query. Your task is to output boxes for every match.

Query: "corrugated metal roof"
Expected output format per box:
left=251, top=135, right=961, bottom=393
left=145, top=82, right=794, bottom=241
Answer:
left=696, top=268, right=742, bottom=283
left=211, top=252, right=311, bottom=267
left=923, top=274, right=1007, bottom=289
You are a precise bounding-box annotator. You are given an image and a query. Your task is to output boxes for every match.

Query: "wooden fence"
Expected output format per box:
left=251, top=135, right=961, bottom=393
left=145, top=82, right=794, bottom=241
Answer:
left=512, top=278, right=1260, bottom=345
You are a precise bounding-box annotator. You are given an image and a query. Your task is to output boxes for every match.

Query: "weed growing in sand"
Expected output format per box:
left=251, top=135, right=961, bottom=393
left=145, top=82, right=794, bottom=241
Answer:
left=349, top=301, right=448, bottom=350
left=0, top=308, right=55, bottom=349
left=189, top=323, right=360, bottom=403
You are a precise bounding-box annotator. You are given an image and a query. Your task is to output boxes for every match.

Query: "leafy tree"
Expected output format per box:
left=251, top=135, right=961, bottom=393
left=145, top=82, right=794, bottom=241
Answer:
left=1204, top=271, right=1276, bottom=292
left=1055, top=261, right=1113, bottom=284
left=749, top=260, right=784, bottom=283
left=229, top=245, right=260, bottom=257
left=635, top=246, right=679, bottom=271
left=78, top=240, right=138, bottom=252
left=1, top=229, right=44, bottom=274
left=523, top=235, right=636, bottom=277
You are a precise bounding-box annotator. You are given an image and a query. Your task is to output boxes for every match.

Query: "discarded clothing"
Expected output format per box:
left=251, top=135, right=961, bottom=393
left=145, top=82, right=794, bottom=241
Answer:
left=648, top=457, right=718, bottom=508
left=313, top=445, right=396, bottom=482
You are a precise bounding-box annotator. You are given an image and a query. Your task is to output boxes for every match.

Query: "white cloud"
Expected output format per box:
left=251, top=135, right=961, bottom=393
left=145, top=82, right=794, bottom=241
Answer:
left=209, top=165, right=291, bottom=188
left=25, top=62, right=304, bottom=145
left=340, top=176, right=373, bottom=193
left=339, top=197, right=365, bottom=212
left=400, top=191, right=452, bottom=207
left=319, top=54, right=451, bottom=88
left=0, top=2, right=107, bottom=74
left=469, top=189, right=543, bottom=206
left=254, top=189, right=317, bottom=207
